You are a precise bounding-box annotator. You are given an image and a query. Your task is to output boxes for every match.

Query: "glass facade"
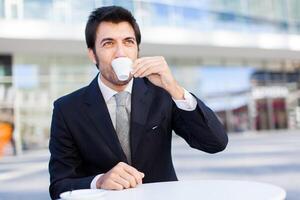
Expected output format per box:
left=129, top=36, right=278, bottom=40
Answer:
left=68, top=0, right=95, bottom=23
left=0, top=0, right=3, bottom=18
left=3, top=58, right=300, bottom=150
left=0, top=56, right=13, bottom=136
left=12, top=55, right=97, bottom=149
left=0, top=0, right=300, bottom=34
left=23, top=0, right=53, bottom=20
left=0, top=0, right=300, bottom=151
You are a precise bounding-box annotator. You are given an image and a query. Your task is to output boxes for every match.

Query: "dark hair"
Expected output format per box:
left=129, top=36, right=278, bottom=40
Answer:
left=85, top=6, right=141, bottom=51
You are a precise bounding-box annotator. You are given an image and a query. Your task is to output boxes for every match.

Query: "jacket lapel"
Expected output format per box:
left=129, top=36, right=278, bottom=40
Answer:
left=130, top=78, right=154, bottom=162
left=82, top=75, right=126, bottom=161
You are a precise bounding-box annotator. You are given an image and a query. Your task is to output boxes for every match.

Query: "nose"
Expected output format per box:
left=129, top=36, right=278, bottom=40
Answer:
left=115, top=43, right=126, bottom=58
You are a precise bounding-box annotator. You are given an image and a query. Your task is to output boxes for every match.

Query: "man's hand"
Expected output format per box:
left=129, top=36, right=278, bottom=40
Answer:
left=132, top=56, right=184, bottom=100
left=96, top=162, right=145, bottom=190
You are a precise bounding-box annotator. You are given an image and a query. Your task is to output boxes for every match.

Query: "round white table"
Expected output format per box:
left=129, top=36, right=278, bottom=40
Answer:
left=60, top=180, right=287, bottom=200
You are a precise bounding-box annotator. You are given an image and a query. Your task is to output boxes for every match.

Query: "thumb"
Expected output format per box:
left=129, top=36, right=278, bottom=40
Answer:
left=139, top=172, right=145, bottom=178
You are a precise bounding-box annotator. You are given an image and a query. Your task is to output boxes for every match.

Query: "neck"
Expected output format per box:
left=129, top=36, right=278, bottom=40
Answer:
left=100, top=75, right=127, bottom=92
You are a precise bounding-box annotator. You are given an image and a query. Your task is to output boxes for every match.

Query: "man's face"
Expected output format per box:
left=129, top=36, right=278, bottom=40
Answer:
left=90, top=21, right=138, bottom=86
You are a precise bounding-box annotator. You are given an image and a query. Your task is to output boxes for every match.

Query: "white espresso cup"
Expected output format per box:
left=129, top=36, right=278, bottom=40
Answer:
left=111, top=57, right=133, bottom=81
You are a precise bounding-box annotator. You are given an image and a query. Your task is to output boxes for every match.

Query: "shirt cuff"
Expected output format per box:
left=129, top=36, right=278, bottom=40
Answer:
left=172, top=88, right=197, bottom=111
left=90, top=174, right=103, bottom=189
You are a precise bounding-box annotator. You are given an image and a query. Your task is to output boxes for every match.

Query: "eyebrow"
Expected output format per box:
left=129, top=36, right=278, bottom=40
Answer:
left=100, top=38, right=113, bottom=44
left=100, top=37, right=136, bottom=44
left=124, top=37, right=136, bottom=41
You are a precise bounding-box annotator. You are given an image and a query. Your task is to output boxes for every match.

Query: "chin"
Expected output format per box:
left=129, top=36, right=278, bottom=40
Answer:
left=114, top=77, right=132, bottom=86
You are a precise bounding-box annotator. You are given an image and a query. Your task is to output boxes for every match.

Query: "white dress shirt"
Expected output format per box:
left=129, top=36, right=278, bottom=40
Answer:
left=90, top=75, right=197, bottom=189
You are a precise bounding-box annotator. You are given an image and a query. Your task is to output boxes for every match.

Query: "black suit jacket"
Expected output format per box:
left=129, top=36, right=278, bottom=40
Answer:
left=48, top=75, right=228, bottom=199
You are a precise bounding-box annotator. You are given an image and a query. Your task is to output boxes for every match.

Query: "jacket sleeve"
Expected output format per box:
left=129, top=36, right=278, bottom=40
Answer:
left=172, top=94, right=228, bottom=153
left=48, top=100, right=95, bottom=200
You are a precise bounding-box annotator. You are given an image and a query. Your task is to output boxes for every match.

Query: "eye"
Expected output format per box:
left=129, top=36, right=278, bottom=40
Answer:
left=124, top=39, right=135, bottom=45
left=102, top=41, right=113, bottom=47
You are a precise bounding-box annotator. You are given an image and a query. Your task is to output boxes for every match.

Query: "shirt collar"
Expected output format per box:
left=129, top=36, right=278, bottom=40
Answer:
left=98, top=74, right=133, bottom=103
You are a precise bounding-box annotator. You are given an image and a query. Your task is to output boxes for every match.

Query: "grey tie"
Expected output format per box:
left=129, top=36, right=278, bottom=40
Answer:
left=115, top=91, right=131, bottom=164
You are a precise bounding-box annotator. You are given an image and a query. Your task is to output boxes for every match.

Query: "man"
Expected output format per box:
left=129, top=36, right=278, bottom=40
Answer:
left=48, top=6, right=228, bottom=199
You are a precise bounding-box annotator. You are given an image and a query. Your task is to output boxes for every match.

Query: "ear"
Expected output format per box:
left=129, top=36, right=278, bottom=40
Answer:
left=87, top=48, right=97, bottom=65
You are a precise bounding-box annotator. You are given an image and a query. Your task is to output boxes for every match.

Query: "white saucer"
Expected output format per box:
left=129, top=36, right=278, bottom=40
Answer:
left=60, top=189, right=106, bottom=200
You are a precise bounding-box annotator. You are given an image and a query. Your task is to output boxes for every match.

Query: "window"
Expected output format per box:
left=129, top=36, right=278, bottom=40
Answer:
left=271, top=0, right=287, bottom=21
left=23, top=0, right=53, bottom=20
left=289, top=0, right=300, bottom=21
left=70, top=0, right=94, bottom=23
left=151, top=3, right=170, bottom=26
left=0, top=0, right=4, bottom=18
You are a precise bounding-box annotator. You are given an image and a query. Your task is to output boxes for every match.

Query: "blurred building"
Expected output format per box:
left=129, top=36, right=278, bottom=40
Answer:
left=0, top=0, right=300, bottom=153
left=214, top=70, right=300, bottom=132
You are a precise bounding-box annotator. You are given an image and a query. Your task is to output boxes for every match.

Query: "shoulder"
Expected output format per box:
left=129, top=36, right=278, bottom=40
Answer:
left=53, top=86, right=88, bottom=109
left=53, top=75, right=99, bottom=109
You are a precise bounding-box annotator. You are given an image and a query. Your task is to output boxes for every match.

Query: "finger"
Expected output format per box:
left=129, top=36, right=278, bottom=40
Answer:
left=101, top=179, right=124, bottom=190
left=110, top=162, right=137, bottom=188
left=133, top=62, right=154, bottom=77
left=139, top=172, right=145, bottom=183
left=122, top=165, right=144, bottom=185
left=119, top=168, right=139, bottom=187
left=133, top=57, right=159, bottom=71
left=140, top=172, right=145, bottom=178
left=133, top=60, right=161, bottom=77
left=117, top=162, right=143, bottom=185
left=139, top=64, right=162, bottom=78
left=111, top=174, right=131, bottom=189
left=132, top=57, right=156, bottom=73
left=133, top=57, right=153, bottom=68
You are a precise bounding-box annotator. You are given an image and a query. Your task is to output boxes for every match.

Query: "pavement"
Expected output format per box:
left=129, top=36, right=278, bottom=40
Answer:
left=0, top=130, right=299, bottom=200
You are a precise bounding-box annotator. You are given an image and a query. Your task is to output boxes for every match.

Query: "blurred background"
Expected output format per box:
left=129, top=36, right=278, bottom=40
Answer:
left=0, top=0, right=299, bottom=199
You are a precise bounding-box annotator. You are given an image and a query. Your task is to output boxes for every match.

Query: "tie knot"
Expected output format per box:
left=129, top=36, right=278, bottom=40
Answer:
left=115, top=91, right=129, bottom=106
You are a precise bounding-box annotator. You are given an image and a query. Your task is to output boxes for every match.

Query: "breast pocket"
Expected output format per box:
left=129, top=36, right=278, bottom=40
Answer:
left=137, top=115, right=169, bottom=157
left=145, top=115, right=167, bottom=136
